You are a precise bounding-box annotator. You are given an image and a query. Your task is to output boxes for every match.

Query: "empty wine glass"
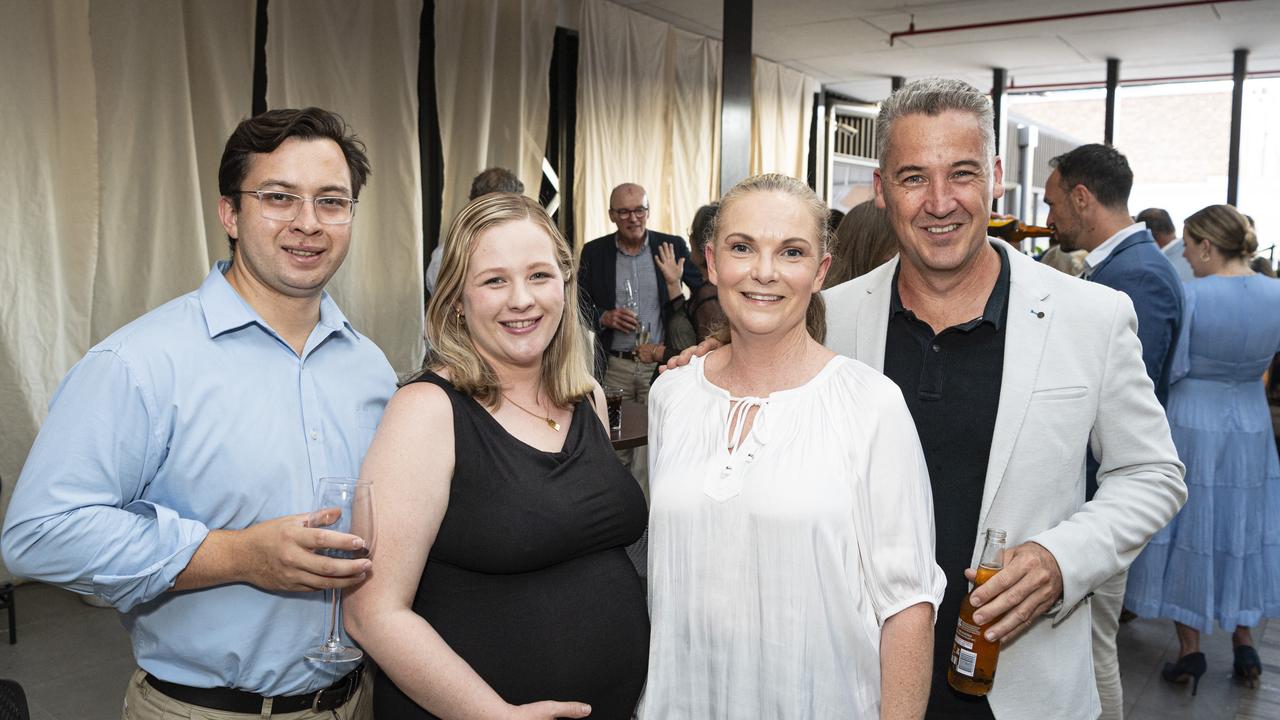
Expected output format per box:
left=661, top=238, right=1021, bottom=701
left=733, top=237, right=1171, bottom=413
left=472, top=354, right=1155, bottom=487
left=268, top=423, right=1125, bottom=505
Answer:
left=304, top=477, right=375, bottom=663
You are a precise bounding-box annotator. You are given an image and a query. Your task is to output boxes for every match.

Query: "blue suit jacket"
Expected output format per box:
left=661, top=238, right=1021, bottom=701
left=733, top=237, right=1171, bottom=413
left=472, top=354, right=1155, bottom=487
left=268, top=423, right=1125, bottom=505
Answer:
left=1086, top=228, right=1184, bottom=498
left=1088, top=228, right=1185, bottom=406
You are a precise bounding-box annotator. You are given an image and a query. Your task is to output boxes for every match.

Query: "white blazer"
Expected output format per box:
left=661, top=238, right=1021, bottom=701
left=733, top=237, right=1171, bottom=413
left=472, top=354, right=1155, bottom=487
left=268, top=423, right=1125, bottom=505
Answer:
left=823, top=242, right=1186, bottom=720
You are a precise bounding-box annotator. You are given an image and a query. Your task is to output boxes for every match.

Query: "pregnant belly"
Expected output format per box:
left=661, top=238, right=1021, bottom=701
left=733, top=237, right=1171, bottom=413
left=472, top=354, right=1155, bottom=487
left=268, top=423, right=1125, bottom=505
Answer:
left=415, top=548, right=649, bottom=715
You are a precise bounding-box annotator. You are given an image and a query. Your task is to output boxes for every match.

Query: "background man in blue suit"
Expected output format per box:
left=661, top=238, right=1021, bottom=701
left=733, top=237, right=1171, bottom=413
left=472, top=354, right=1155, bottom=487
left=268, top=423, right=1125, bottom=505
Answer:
left=1045, top=143, right=1185, bottom=720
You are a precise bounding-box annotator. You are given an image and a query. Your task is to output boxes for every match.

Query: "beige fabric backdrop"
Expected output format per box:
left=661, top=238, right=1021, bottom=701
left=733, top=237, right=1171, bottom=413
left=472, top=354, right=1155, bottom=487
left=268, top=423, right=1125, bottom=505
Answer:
left=435, top=0, right=556, bottom=230
left=0, top=0, right=255, bottom=580
left=574, top=0, right=721, bottom=248
left=267, top=0, right=425, bottom=374
left=750, top=57, right=819, bottom=180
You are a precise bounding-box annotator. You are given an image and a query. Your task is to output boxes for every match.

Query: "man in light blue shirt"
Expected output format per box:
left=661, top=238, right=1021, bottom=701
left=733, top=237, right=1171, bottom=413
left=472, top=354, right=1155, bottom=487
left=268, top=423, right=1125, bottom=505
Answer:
left=1137, top=207, right=1196, bottom=282
left=2, top=108, right=395, bottom=718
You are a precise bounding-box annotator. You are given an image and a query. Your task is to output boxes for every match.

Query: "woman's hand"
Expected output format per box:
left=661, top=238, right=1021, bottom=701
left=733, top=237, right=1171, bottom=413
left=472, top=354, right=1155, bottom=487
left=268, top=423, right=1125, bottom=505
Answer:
left=509, top=700, right=591, bottom=719
left=655, top=242, right=685, bottom=297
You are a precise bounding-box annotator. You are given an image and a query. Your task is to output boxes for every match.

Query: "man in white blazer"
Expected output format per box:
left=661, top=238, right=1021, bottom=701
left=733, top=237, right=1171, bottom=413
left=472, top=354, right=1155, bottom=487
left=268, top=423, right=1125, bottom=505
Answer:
left=823, top=79, right=1185, bottom=719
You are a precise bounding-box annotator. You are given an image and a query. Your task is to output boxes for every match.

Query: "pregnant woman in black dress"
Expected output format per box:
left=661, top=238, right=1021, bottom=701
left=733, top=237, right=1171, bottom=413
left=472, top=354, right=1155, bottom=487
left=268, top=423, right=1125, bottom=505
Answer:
left=346, top=193, right=649, bottom=719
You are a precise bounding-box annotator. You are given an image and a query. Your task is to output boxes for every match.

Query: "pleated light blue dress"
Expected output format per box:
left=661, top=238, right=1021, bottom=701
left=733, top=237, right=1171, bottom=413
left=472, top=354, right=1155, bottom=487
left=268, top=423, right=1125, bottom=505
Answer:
left=1126, top=274, right=1280, bottom=633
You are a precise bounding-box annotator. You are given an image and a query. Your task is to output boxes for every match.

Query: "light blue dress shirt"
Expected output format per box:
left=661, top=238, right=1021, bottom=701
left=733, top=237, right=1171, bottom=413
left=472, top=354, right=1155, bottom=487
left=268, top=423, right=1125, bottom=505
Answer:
left=2, top=262, right=396, bottom=696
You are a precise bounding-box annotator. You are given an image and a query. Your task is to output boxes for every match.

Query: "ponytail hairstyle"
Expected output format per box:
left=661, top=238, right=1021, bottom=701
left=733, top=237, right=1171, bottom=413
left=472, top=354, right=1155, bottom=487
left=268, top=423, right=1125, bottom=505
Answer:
left=707, top=173, right=831, bottom=343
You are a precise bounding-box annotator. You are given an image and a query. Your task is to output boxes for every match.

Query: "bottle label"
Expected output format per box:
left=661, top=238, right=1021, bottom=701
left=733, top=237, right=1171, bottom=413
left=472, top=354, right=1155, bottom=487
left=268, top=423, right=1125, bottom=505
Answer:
left=954, top=647, right=978, bottom=677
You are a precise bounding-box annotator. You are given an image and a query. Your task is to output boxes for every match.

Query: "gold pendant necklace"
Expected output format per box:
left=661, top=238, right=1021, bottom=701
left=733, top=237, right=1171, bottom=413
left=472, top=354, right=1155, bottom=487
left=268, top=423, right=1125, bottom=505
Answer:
left=501, top=392, right=561, bottom=431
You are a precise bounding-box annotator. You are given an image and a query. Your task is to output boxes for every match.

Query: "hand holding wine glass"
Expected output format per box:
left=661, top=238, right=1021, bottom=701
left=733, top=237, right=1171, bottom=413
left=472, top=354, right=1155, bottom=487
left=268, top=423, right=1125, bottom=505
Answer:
left=306, top=477, right=376, bottom=663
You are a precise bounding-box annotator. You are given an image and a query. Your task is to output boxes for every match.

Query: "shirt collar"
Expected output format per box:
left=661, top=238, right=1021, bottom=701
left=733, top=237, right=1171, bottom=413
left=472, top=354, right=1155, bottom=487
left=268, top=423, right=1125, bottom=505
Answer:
left=1084, top=221, right=1146, bottom=272
left=198, top=260, right=356, bottom=341
left=891, top=241, right=1011, bottom=331
left=614, top=231, right=650, bottom=257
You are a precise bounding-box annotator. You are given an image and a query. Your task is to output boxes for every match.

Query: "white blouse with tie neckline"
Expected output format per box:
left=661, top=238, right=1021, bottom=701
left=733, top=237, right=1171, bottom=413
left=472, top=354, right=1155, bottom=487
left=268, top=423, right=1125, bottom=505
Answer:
left=639, top=353, right=946, bottom=719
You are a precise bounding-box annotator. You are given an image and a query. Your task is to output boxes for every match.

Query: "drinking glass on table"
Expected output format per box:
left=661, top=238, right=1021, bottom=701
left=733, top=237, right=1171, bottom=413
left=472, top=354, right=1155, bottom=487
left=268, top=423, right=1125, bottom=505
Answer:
left=305, top=477, right=375, bottom=663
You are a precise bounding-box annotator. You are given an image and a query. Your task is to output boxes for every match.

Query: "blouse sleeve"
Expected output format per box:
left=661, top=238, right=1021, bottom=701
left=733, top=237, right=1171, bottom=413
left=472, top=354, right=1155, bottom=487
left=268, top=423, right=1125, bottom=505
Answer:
left=849, top=374, right=947, bottom=625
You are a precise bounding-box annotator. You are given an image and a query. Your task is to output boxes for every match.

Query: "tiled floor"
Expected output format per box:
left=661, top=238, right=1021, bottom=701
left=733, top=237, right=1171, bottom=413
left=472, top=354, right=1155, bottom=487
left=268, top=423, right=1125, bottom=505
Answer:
left=0, top=581, right=1275, bottom=719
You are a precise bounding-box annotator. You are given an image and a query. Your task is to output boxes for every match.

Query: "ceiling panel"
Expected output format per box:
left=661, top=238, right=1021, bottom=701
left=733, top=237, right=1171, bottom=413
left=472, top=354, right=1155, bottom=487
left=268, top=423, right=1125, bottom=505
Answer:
left=599, top=0, right=1280, bottom=95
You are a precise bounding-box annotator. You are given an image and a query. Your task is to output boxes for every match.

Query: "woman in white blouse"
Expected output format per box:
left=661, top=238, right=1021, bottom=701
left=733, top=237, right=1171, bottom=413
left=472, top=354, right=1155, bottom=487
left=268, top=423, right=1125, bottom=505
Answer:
left=640, top=174, right=944, bottom=719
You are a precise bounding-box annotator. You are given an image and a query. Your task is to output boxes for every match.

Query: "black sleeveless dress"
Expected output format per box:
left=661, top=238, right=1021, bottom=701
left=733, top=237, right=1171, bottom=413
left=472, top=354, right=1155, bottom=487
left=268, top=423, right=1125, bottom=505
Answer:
left=373, top=372, right=650, bottom=719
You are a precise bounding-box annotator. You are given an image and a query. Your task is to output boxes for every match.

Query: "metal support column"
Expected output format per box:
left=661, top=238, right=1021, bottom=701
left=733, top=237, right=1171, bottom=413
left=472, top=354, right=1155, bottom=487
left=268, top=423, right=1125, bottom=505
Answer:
left=1104, top=58, right=1119, bottom=144
left=991, top=68, right=1007, bottom=213
left=720, top=0, right=752, bottom=195
left=1228, top=48, right=1248, bottom=206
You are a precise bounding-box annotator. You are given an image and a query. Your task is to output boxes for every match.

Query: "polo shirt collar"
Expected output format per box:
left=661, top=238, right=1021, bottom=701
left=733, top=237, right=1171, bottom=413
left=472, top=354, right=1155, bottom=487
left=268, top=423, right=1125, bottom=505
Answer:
left=890, top=240, right=1011, bottom=331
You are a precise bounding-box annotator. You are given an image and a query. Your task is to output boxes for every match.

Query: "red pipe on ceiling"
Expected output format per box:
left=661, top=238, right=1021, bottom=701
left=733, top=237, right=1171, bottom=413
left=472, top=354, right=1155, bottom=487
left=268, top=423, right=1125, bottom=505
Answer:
left=889, top=0, right=1249, bottom=46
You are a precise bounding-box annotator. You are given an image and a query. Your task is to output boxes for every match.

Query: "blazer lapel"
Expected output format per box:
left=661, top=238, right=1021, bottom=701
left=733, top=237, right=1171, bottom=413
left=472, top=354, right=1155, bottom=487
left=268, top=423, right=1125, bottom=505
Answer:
left=856, top=259, right=896, bottom=372
left=978, top=253, right=1052, bottom=531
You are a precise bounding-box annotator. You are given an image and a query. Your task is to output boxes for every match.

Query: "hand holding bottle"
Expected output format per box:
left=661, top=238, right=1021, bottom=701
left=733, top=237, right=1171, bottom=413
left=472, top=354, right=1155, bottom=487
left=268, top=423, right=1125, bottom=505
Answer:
left=966, top=540, right=1063, bottom=643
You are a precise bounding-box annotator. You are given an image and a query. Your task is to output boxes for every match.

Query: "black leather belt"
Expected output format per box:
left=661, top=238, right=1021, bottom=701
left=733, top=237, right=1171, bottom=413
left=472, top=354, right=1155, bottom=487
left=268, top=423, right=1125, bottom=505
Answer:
left=144, top=665, right=362, bottom=714
left=607, top=349, right=637, bottom=360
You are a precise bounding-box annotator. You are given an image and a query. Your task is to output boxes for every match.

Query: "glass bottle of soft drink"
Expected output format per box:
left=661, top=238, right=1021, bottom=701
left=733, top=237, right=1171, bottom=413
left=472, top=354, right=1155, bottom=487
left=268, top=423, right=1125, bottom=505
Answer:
left=947, top=528, right=1007, bottom=696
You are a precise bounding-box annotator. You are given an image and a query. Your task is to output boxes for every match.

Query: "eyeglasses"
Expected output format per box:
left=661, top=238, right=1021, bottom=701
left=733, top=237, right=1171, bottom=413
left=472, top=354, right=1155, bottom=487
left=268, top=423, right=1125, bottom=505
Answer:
left=235, top=190, right=358, bottom=225
left=610, top=206, right=649, bottom=219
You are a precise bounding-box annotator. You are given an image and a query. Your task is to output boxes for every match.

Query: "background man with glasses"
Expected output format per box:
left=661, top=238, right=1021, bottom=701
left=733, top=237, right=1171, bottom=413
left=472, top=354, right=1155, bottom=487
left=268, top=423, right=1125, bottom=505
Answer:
left=579, top=183, right=702, bottom=492
left=2, top=107, right=394, bottom=719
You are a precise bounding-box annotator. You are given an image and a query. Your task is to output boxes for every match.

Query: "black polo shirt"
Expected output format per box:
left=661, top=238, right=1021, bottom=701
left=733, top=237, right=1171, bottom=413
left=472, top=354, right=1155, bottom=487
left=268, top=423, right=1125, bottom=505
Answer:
left=882, top=243, right=1010, bottom=719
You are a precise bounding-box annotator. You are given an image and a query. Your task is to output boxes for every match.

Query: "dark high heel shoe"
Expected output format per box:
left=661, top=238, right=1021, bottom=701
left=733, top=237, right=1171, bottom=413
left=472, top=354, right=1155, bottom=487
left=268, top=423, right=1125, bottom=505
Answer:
left=1234, top=645, right=1262, bottom=688
left=1162, top=652, right=1207, bottom=696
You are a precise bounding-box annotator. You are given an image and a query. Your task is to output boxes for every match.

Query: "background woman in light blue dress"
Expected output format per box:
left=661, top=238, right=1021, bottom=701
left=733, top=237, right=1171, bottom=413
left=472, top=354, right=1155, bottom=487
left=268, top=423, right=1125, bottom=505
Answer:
left=1125, top=203, right=1280, bottom=694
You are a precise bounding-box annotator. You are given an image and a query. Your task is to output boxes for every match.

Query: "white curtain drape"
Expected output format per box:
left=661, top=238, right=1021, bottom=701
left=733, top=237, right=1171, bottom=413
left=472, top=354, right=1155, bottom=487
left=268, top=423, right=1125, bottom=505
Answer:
left=751, top=56, right=820, bottom=180
left=435, top=0, right=556, bottom=228
left=267, top=0, right=425, bottom=374
left=575, top=0, right=721, bottom=248
left=0, top=0, right=254, bottom=580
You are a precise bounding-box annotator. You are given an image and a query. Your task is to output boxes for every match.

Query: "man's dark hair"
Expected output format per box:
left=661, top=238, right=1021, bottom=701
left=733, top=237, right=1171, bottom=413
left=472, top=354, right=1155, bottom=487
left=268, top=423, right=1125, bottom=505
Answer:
left=468, top=167, right=524, bottom=201
left=1136, top=208, right=1175, bottom=237
left=218, top=107, right=371, bottom=253
left=1049, top=143, right=1133, bottom=210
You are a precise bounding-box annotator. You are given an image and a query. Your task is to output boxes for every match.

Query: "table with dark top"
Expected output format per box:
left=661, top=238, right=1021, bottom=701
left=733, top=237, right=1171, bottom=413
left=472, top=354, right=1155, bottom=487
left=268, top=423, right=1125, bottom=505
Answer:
left=610, top=399, right=648, bottom=450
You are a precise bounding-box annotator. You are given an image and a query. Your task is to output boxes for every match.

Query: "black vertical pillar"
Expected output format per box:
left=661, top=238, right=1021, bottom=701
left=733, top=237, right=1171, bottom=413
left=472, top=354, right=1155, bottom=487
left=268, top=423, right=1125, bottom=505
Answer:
left=252, top=0, right=268, bottom=115
left=1228, top=48, right=1248, bottom=206
left=418, top=0, right=444, bottom=301
left=991, top=68, right=1007, bottom=213
left=720, top=0, right=752, bottom=196
left=1104, top=58, right=1119, bottom=145
left=547, top=29, right=579, bottom=244
left=891, top=76, right=904, bottom=92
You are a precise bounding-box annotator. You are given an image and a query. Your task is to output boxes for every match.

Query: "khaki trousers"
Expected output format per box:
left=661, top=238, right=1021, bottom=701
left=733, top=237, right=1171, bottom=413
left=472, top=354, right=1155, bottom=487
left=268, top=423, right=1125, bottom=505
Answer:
left=1090, top=569, right=1128, bottom=720
left=122, top=668, right=372, bottom=720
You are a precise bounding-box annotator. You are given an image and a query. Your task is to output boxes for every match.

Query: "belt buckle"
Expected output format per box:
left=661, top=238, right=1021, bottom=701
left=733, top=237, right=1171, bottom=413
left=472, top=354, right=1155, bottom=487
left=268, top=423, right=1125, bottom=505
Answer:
left=311, top=669, right=357, bottom=712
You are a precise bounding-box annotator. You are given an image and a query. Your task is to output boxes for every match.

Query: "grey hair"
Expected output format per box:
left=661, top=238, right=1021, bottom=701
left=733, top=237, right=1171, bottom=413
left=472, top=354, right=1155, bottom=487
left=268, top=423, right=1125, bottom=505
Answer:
left=875, top=77, right=995, bottom=166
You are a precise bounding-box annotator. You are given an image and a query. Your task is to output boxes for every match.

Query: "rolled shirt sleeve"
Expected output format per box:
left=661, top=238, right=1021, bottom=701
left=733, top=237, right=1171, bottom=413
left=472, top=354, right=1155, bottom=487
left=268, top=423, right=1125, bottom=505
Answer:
left=2, top=349, right=208, bottom=612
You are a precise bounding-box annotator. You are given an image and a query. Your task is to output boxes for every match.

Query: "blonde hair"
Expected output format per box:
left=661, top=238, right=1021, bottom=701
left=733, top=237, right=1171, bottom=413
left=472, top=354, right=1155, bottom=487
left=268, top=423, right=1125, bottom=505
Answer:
left=1184, top=204, right=1258, bottom=259
left=420, top=193, right=595, bottom=407
left=708, top=173, right=829, bottom=343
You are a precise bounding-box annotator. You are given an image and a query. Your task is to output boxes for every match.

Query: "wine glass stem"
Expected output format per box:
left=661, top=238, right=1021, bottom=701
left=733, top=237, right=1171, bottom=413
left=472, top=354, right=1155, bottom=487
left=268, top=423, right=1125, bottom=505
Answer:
left=324, top=588, right=343, bottom=649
